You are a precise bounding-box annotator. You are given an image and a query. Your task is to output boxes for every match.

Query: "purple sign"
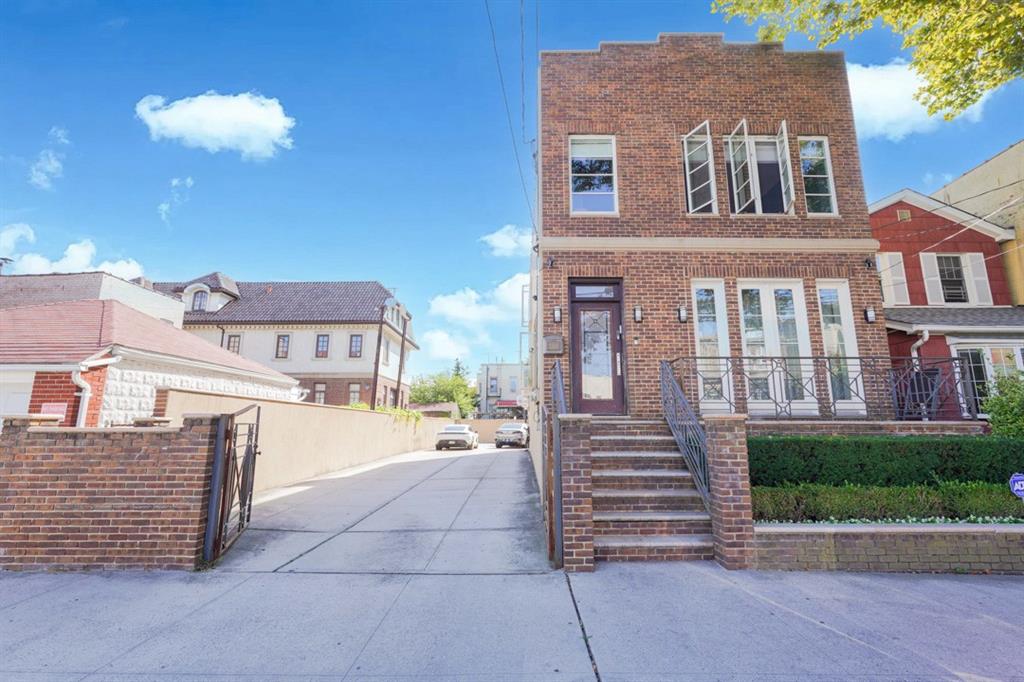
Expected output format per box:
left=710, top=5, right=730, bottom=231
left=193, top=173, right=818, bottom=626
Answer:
left=1012, top=473, right=1024, bottom=499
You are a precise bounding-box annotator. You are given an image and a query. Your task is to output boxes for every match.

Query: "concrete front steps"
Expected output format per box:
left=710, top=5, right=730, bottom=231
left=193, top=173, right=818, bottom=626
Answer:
left=590, top=417, right=713, bottom=562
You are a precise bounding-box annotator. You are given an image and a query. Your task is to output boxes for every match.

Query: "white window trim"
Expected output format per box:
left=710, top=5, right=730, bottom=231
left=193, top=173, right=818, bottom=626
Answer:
left=313, top=382, right=327, bottom=405
left=949, top=342, right=1024, bottom=417
left=876, top=252, right=910, bottom=306
left=797, top=136, right=839, bottom=217
left=313, top=331, right=332, bottom=360
left=723, top=126, right=797, bottom=216
left=691, top=279, right=732, bottom=411
left=382, top=337, right=391, bottom=366
left=777, top=120, right=795, bottom=214
left=920, top=252, right=993, bottom=307
left=682, top=121, right=718, bottom=215
left=569, top=134, right=619, bottom=216
left=347, top=382, right=362, bottom=405
left=815, top=279, right=865, bottom=415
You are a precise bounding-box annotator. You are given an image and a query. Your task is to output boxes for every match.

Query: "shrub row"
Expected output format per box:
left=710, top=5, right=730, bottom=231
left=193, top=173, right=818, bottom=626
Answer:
left=748, top=435, right=1024, bottom=487
left=752, top=482, right=1024, bottom=522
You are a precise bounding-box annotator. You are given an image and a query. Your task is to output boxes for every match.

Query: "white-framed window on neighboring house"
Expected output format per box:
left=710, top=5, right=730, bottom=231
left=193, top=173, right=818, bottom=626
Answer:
left=349, top=334, right=363, bottom=358
left=920, top=253, right=992, bottom=305
left=382, top=338, right=391, bottom=365
left=489, top=376, right=499, bottom=395
left=692, top=279, right=731, bottom=409
left=313, top=382, right=327, bottom=404
left=191, top=290, right=208, bottom=311
left=724, top=120, right=795, bottom=216
left=682, top=121, right=717, bottom=214
left=876, top=253, right=910, bottom=305
left=955, top=345, right=1024, bottom=415
left=226, top=334, right=242, bottom=354
left=570, top=136, right=617, bottom=214
left=816, top=280, right=863, bottom=413
left=896, top=209, right=912, bottom=222
left=315, top=333, right=330, bottom=359
left=275, top=334, right=290, bottom=359
left=798, top=137, right=838, bottom=215
left=348, top=382, right=362, bottom=405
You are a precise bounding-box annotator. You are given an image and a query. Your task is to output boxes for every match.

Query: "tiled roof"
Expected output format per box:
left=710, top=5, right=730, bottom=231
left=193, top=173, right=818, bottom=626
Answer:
left=153, top=279, right=395, bottom=324
left=157, top=271, right=240, bottom=297
left=0, top=300, right=294, bottom=382
left=885, top=306, right=1024, bottom=329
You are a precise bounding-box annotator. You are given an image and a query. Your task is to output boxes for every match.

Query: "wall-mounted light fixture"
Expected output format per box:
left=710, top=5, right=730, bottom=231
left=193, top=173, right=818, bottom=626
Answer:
left=553, top=306, right=562, bottom=323
left=633, top=306, right=643, bottom=323
left=864, top=258, right=876, bottom=270
left=545, top=256, right=556, bottom=268
left=864, top=307, right=877, bottom=323
left=677, top=305, right=688, bottom=323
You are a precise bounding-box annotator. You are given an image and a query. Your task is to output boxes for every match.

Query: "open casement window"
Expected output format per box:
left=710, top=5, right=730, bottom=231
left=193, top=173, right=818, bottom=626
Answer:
left=726, top=119, right=756, bottom=213
left=682, top=121, right=717, bottom=214
left=876, top=253, right=910, bottom=305
left=725, top=119, right=795, bottom=215
left=920, top=253, right=992, bottom=305
left=776, top=121, right=795, bottom=214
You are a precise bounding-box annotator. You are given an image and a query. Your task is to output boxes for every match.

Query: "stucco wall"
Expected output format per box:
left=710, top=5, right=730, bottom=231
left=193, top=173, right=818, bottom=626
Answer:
left=99, top=276, right=185, bottom=327
left=101, top=360, right=297, bottom=427
left=160, top=388, right=450, bottom=492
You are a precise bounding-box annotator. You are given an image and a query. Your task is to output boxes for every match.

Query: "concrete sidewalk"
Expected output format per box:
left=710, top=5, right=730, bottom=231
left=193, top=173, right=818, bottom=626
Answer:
left=1, top=445, right=1021, bottom=681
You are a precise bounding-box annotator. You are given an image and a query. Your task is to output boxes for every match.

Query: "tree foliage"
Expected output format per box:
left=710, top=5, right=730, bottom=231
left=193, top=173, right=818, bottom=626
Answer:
left=711, top=0, right=1024, bottom=119
left=409, top=360, right=476, bottom=418
left=983, top=373, right=1024, bottom=438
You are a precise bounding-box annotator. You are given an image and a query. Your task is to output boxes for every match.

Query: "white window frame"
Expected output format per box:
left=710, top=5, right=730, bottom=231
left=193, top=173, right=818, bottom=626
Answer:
left=725, top=120, right=796, bottom=216
left=797, top=136, right=839, bottom=216
left=313, top=382, right=327, bottom=405
left=691, top=279, right=732, bottom=412
left=382, top=337, right=391, bottom=366
left=949, top=342, right=1024, bottom=417
left=876, top=253, right=910, bottom=305
left=815, top=279, right=865, bottom=416
left=776, top=121, right=795, bottom=214
left=348, top=382, right=362, bottom=405
left=191, top=290, right=208, bottom=312
left=682, top=121, right=718, bottom=214
left=569, top=134, right=618, bottom=216
left=726, top=119, right=756, bottom=214
left=920, top=252, right=993, bottom=306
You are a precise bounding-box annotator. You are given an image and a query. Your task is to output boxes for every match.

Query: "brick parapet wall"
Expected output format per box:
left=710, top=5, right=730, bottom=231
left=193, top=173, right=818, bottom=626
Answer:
left=754, top=524, right=1024, bottom=574
left=0, top=415, right=219, bottom=571
left=559, top=414, right=595, bottom=572
left=705, top=415, right=755, bottom=569
left=747, top=420, right=989, bottom=437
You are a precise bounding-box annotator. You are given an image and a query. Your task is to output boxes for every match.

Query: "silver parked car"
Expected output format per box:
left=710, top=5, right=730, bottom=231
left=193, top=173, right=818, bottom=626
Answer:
left=494, top=423, right=529, bottom=448
left=435, top=424, right=479, bottom=450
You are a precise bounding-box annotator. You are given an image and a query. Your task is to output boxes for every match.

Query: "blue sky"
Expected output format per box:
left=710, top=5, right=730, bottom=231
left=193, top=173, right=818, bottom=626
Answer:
left=2, top=1, right=1021, bottom=380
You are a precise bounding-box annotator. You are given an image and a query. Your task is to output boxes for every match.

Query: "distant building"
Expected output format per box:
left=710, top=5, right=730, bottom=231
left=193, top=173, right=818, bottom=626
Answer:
left=409, top=402, right=460, bottom=419
left=151, top=273, right=418, bottom=408
left=477, top=362, right=526, bottom=418
left=0, top=272, right=184, bottom=327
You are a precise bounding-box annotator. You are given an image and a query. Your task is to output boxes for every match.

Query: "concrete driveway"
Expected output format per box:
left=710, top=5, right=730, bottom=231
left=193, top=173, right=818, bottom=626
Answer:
left=1, top=445, right=1022, bottom=681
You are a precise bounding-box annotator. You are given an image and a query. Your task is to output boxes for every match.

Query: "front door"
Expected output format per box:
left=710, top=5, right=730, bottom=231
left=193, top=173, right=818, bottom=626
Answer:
left=569, top=282, right=625, bottom=414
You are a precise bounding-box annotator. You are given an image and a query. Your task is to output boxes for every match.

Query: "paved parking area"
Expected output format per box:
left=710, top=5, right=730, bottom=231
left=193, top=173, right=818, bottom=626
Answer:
left=1, top=445, right=1022, bottom=681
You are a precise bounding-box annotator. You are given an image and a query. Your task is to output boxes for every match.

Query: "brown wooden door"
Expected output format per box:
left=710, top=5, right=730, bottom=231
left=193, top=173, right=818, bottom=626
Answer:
left=570, top=299, right=625, bottom=414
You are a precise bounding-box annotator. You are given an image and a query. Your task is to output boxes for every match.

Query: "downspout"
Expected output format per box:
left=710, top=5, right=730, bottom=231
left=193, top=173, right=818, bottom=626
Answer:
left=217, top=325, right=227, bottom=348
left=910, top=329, right=930, bottom=358
left=70, top=368, right=92, bottom=428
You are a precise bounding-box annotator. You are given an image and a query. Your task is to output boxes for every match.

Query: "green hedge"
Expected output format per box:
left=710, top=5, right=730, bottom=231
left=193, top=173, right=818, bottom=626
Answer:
left=753, top=482, right=1023, bottom=522
left=748, top=435, right=1024, bottom=487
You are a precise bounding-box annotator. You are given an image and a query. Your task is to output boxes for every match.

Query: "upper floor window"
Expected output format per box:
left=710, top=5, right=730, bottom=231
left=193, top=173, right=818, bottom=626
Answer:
left=349, top=334, right=363, bottom=358
left=226, top=334, right=241, bottom=354
left=382, top=338, right=391, bottom=365
left=876, top=253, right=910, bottom=305
left=798, top=137, right=838, bottom=215
left=313, top=382, right=326, bottom=404
left=489, top=377, right=499, bottom=394
left=191, top=290, right=208, bottom=311
left=275, top=334, right=290, bottom=359
left=570, top=136, right=617, bottom=214
left=315, top=334, right=330, bottom=358
left=725, top=120, right=795, bottom=215
left=682, top=121, right=717, bottom=214
left=509, top=376, right=518, bottom=392
left=920, top=253, right=992, bottom=305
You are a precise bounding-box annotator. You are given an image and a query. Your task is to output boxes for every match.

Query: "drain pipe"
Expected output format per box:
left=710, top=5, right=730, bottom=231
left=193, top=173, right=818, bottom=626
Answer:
left=910, top=329, right=930, bottom=358
left=70, top=369, right=92, bottom=428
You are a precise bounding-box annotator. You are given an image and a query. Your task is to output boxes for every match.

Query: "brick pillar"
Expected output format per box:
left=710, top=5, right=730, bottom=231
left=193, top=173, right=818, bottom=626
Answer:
left=559, top=414, right=594, bottom=572
left=705, top=414, right=754, bottom=570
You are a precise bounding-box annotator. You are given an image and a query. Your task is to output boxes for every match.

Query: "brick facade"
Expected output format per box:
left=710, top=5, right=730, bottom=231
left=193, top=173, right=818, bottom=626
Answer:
left=746, top=420, right=988, bottom=437
left=295, top=376, right=408, bottom=408
left=558, top=414, right=595, bottom=572
left=705, top=415, right=754, bottom=569
left=0, top=415, right=218, bottom=570
left=754, top=525, right=1024, bottom=574
left=27, top=367, right=108, bottom=427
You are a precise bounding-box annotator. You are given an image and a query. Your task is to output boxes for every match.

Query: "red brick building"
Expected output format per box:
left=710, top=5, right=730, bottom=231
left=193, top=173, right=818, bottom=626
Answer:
left=870, top=188, right=1024, bottom=415
left=532, top=34, right=889, bottom=420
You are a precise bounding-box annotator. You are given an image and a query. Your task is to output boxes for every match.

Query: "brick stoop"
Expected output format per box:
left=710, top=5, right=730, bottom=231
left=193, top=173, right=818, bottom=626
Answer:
left=589, top=418, right=713, bottom=562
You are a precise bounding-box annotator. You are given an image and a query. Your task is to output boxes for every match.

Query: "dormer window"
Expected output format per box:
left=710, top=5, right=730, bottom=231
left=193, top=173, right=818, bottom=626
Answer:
left=191, top=290, right=208, bottom=311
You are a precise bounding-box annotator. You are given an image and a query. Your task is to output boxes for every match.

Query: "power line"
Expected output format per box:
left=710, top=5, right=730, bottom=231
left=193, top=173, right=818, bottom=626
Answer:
left=484, top=0, right=536, bottom=231
left=520, top=0, right=526, bottom=145
left=870, top=178, right=1023, bottom=240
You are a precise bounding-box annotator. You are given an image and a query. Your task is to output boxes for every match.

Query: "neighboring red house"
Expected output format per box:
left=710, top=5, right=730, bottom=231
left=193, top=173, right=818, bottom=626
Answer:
left=869, top=188, right=1024, bottom=413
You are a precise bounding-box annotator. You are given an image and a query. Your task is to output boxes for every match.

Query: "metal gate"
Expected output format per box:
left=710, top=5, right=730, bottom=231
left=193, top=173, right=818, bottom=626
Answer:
left=203, top=404, right=261, bottom=564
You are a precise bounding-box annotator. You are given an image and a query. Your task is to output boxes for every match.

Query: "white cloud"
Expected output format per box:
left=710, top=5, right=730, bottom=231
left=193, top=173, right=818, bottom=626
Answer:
left=157, top=202, right=171, bottom=223
left=922, top=171, right=954, bottom=189
left=422, top=330, right=471, bottom=361
left=0, top=223, right=36, bottom=257
left=428, top=272, right=528, bottom=326
left=1, top=223, right=144, bottom=280
left=29, top=149, right=63, bottom=190
left=846, top=60, right=990, bottom=142
left=158, top=176, right=195, bottom=225
left=135, top=91, right=295, bottom=160
left=480, top=224, right=532, bottom=258
left=48, top=126, right=70, bottom=145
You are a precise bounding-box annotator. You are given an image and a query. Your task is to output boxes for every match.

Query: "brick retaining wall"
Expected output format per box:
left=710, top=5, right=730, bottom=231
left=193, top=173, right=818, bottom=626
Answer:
left=747, top=420, right=988, bottom=437
left=0, top=415, right=219, bottom=571
left=754, top=524, right=1024, bottom=574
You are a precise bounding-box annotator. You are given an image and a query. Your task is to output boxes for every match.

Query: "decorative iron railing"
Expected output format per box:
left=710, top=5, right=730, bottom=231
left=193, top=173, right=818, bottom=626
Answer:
left=548, top=360, right=567, bottom=567
left=659, top=360, right=710, bottom=506
left=667, top=355, right=979, bottom=421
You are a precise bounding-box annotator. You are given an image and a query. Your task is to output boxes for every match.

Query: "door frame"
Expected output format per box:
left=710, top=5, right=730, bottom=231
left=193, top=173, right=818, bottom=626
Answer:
left=568, top=279, right=627, bottom=415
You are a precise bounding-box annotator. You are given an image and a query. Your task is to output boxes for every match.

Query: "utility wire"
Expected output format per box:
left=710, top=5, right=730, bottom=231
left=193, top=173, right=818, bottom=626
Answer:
left=870, top=178, right=1023, bottom=240
left=520, top=0, right=526, bottom=144
left=484, top=0, right=536, bottom=231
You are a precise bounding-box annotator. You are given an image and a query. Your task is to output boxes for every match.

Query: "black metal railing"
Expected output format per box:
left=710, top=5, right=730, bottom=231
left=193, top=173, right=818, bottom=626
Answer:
left=659, top=360, right=710, bottom=506
left=667, top=355, right=978, bottom=421
left=548, top=360, right=567, bottom=567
